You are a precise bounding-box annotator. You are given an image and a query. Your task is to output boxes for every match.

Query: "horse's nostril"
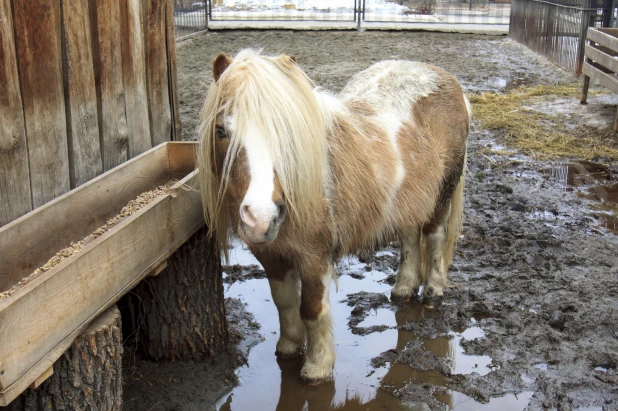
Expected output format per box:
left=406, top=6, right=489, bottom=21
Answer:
left=276, top=202, right=286, bottom=223
left=241, top=204, right=258, bottom=227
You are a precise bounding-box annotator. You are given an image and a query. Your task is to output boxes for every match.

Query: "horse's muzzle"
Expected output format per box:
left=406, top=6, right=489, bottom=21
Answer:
left=239, top=201, right=286, bottom=244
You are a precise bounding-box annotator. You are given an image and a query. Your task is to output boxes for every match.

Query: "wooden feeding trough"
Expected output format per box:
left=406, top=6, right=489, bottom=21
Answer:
left=0, top=142, right=203, bottom=406
left=581, top=27, right=618, bottom=130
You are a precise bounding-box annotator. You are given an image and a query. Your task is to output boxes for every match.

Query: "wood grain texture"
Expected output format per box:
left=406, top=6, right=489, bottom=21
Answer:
left=61, top=0, right=103, bottom=188
left=591, top=27, right=618, bottom=51
left=5, top=306, right=123, bottom=411
left=91, top=0, right=130, bottom=171
left=583, top=62, right=618, bottom=94
left=145, top=0, right=172, bottom=146
left=12, top=0, right=70, bottom=208
left=165, top=0, right=182, bottom=141
left=0, top=143, right=173, bottom=292
left=585, top=44, right=618, bottom=74
left=120, top=0, right=152, bottom=158
left=0, top=160, right=203, bottom=402
left=0, top=0, right=32, bottom=226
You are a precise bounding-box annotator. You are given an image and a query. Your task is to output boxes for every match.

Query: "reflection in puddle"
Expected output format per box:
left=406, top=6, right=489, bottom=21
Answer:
left=540, top=162, right=618, bottom=234
left=218, top=245, right=530, bottom=410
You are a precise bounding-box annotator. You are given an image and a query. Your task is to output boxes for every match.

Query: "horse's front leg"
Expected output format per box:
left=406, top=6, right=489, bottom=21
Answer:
left=299, top=259, right=335, bottom=384
left=259, top=256, right=306, bottom=358
left=392, top=228, right=422, bottom=301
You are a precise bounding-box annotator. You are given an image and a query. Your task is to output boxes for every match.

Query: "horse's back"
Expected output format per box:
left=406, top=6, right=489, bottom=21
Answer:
left=340, top=59, right=468, bottom=174
left=331, top=60, right=469, bottom=250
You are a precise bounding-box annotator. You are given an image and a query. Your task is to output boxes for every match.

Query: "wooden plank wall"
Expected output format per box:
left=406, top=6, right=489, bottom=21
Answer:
left=0, top=0, right=180, bottom=227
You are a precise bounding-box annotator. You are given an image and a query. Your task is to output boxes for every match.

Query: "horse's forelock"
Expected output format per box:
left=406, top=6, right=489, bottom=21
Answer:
left=219, top=50, right=328, bottom=227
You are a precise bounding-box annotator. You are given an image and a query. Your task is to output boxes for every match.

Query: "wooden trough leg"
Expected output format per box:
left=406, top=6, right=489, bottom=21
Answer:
left=130, top=225, right=229, bottom=361
left=581, top=75, right=591, bottom=104
left=4, top=307, right=123, bottom=411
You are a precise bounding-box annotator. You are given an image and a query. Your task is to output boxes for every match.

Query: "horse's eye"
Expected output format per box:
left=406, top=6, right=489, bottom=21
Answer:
left=215, top=126, right=227, bottom=139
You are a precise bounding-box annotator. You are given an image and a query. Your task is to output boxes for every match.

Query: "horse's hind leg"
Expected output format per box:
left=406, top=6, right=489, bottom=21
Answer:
left=299, top=259, right=335, bottom=384
left=422, top=204, right=450, bottom=307
left=392, top=228, right=422, bottom=301
left=259, top=256, right=306, bottom=358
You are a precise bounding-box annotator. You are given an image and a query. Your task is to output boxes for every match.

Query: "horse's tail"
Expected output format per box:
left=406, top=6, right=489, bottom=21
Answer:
left=442, top=95, right=471, bottom=270
left=443, top=149, right=466, bottom=271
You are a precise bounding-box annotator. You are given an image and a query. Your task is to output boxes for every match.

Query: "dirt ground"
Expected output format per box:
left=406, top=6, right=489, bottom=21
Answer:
left=126, top=30, right=618, bottom=410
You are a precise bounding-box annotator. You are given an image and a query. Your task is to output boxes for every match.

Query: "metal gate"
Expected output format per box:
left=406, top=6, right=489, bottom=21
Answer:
left=174, top=0, right=512, bottom=38
left=510, top=0, right=617, bottom=73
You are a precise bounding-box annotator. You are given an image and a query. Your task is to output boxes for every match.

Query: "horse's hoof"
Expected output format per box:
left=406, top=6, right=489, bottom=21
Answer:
left=300, top=361, right=334, bottom=384
left=275, top=338, right=304, bottom=358
left=275, top=349, right=303, bottom=358
left=391, top=285, right=419, bottom=303
left=390, top=293, right=410, bottom=303
left=300, top=374, right=333, bottom=385
left=422, top=293, right=443, bottom=309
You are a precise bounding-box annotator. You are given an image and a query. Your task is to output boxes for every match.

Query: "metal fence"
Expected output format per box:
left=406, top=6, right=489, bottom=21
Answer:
left=174, top=1, right=209, bottom=37
left=363, top=0, right=511, bottom=24
left=510, top=0, right=616, bottom=73
left=174, top=0, right=511, bottom=36
left=208, top=0, right=358, bottom=21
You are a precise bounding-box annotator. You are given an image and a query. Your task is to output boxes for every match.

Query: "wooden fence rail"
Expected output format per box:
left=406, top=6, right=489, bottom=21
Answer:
left=0, top=0, right=181, bottom=227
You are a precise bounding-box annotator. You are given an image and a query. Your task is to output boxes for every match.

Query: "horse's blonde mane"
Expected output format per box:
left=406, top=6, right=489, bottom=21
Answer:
left=198, top=49, right=329, bottom=255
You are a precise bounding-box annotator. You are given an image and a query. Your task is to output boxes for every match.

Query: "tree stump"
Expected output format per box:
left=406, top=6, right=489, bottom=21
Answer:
left=130, top=225, right=229, bottom=361
left=4, top=306, right=123, bottom=411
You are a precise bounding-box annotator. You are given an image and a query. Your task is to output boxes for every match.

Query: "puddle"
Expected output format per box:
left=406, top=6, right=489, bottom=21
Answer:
left=540, top=162, right=618, bottom=234
left=217, top=244, right=531, bottom=410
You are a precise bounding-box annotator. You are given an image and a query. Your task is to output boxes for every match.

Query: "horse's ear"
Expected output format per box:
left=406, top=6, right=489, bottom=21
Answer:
left=289, top=55, right=297, bottom=64
left=213, top=53, right=232, bottom=82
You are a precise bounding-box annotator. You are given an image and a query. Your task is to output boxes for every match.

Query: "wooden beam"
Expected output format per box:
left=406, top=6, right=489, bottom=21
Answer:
left=61, top=0, right=103, bottom=188
left=167, top=140, right=198, bottom=179
left=91, top=0, right=130, bottom=171
left=148, top=260, right=168, bottom=277
left=0, top=0, right=32, bottom=226
left=586, top=45, right=618, bottom=74
left=28, top=366, right=53, bottom=389
left=0, top=145, right=202, bottom=403
left=12, top=0, right=70, bottom=208
left=120, top=0, right=153, bottom=158
left=588, top=28, right=618, bottom=54
left=0, top=143, right=172, bottom=292
left=582, top=61, right=618, bottom=95
left=146, top=0, right=172, bottom=146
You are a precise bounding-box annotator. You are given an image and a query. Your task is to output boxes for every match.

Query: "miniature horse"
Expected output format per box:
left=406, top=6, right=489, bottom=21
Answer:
left=198, top=49, right=469, bottom=383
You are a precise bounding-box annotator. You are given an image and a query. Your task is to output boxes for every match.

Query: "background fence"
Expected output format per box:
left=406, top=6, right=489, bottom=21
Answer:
left=0, top=0, right=180, bottom=227
left=510, top=0, right=616, bottom=73
left=173, top=0, right=511, bottom=36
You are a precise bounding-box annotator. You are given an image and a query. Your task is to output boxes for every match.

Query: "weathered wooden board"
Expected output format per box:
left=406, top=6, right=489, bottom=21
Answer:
left=91, top=0, right=130, bottom=171
left=166, top=0, right=182, bottom=140
left=582, top=62, right=618, bottom=95
left=585, top=45, right=618, bottom=74
left=0, top=144, right=173, bottom=292
left=12, top=0, right=70, bottom=208
left=588, top=28, right=618, bottom=54
left=146, top=0, right=173, bottom=146
left=121, top=0, right=152, bottom=157
left=62, top=0, right=103, bottom=188
left=0, top=0, right=32, bottom=226
left=0, top=142, right=203, bottom=406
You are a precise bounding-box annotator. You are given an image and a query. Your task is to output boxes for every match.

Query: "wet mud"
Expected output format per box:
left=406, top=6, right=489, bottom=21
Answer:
left=168, top=31, right=618, bottom=410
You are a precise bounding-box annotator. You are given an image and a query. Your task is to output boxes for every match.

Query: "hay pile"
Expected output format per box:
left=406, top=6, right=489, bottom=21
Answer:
left=0, top=183, right=174, bottom=301
left=469, top=85, right=618, bottom=161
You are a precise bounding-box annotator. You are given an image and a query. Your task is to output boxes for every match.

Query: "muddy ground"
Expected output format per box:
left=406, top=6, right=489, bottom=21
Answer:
left=126, top=31, right=618, bottom=410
